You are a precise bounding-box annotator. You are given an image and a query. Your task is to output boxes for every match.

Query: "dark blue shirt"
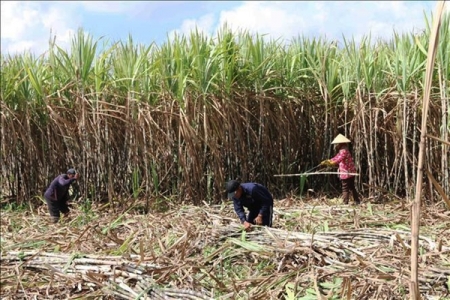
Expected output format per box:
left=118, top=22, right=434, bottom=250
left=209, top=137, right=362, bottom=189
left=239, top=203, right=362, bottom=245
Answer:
left=232, top=182, right=273, bottom=223
left=44, top=174, right=76, bottom=201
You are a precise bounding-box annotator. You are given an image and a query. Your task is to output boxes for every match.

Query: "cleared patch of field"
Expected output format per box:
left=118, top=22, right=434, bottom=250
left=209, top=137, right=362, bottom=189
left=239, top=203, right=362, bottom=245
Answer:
left=1, top=198, right=449, bottom=299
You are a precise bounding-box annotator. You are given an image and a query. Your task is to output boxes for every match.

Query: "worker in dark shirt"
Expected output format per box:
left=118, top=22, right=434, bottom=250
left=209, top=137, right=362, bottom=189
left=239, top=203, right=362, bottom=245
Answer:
left=226, top=179, right=274, bottom=231
left=44, top=168, right=79, bottom=223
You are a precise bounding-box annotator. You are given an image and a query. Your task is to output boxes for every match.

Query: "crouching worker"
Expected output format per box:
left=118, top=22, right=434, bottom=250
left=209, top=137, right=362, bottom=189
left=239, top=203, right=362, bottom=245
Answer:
left=44, top=168, right=79, bottom=223
left=226, top=179, right=274, bottom=232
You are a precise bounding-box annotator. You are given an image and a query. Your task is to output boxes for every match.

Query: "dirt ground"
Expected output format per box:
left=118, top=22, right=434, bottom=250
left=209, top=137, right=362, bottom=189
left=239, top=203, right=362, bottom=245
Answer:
left=1, top=197, right=449, bottom=299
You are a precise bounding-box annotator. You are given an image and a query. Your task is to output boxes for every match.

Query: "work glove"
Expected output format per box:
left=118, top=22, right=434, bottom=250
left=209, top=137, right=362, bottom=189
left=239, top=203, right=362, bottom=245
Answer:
left=320, top=159, right=330, bottom=166
left=254, top=214, right=263, bottom=225
left=320, top=159, right=335, bottom=167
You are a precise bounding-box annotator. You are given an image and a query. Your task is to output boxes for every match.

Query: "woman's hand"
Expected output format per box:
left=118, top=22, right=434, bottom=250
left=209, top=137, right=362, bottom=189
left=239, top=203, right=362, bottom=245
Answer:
left=320, top=160, right=336, bottom=167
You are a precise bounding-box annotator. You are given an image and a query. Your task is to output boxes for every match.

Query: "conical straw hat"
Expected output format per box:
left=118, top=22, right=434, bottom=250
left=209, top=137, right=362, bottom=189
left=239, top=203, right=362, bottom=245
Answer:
left=331, top=134, right=351, bottom=144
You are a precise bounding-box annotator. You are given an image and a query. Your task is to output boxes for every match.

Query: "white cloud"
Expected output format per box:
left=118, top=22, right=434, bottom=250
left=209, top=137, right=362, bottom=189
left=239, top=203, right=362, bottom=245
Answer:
left=173, top=1, right=444, bottom=45
left=1, top=1, right=446, bottom=56
left=41, top=6, right=78, bottom=46
left=5, top=40, right=36, bottom=54
left=344, top=2, right=428, bottom=39
left=218, top=1, right=306, bottom=42
left=168, top=13, right=216, bottom=40
left=1, top=1, right=40, bottom=41
left=78, top=1, right=139, bottom=14
left=1, top=1, right=80, bottom=55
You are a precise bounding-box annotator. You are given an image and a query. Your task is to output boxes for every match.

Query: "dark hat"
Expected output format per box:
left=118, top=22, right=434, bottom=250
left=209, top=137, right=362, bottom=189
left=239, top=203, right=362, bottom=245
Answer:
left=226, top=180, right=240, bottom=200
left=67, top=168, right=76, bottom=174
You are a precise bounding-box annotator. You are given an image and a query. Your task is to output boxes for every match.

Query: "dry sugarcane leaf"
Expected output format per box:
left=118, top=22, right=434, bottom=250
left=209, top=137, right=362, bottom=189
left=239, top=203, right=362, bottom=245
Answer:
left=426, top=168, right=450, bottom=210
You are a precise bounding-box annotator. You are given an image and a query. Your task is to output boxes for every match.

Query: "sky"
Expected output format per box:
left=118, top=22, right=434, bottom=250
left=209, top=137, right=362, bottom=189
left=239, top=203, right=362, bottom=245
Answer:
left=1, top=1, right=448, bottom=56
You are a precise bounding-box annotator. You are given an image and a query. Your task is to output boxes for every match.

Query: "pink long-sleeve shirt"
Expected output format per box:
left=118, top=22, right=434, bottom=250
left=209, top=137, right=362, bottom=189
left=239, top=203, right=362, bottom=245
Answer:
left=330, top=147, right=357, bottom=179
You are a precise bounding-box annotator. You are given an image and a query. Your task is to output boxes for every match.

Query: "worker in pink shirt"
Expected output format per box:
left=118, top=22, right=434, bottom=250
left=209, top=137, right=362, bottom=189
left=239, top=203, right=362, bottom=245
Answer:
left=320, top=134, right=361, bottom=205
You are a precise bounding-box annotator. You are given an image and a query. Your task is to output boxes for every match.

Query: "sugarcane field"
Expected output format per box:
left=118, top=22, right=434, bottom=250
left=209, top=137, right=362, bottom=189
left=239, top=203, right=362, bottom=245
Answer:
left=1, top=3, right=450, bottom=300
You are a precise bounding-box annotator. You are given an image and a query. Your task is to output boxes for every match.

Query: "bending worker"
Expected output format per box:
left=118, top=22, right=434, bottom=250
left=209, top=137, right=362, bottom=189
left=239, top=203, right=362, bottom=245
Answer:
left=44, top=168, right=79, bottom=223
left=226, top=179, right=274, bottom=231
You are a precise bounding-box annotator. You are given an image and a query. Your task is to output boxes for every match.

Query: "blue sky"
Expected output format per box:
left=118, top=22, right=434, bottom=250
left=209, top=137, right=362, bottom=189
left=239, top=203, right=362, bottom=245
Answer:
left=1, top=1, right=447, bottom=56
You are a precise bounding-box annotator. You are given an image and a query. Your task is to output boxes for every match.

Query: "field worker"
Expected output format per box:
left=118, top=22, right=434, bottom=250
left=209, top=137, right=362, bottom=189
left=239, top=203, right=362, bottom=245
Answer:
left=320, top=134, right=361, bottom=205
left=44, top=168, right=79, bottom=223
left=226, top=179, right=274, bottom=231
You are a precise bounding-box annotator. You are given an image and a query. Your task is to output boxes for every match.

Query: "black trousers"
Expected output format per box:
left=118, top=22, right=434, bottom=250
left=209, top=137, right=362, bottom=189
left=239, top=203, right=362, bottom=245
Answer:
left=45, top=196, right=70, bottom=222
left=341, top=177, right=360, bottom=204
left=247, top=206, right=273, bottom=227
